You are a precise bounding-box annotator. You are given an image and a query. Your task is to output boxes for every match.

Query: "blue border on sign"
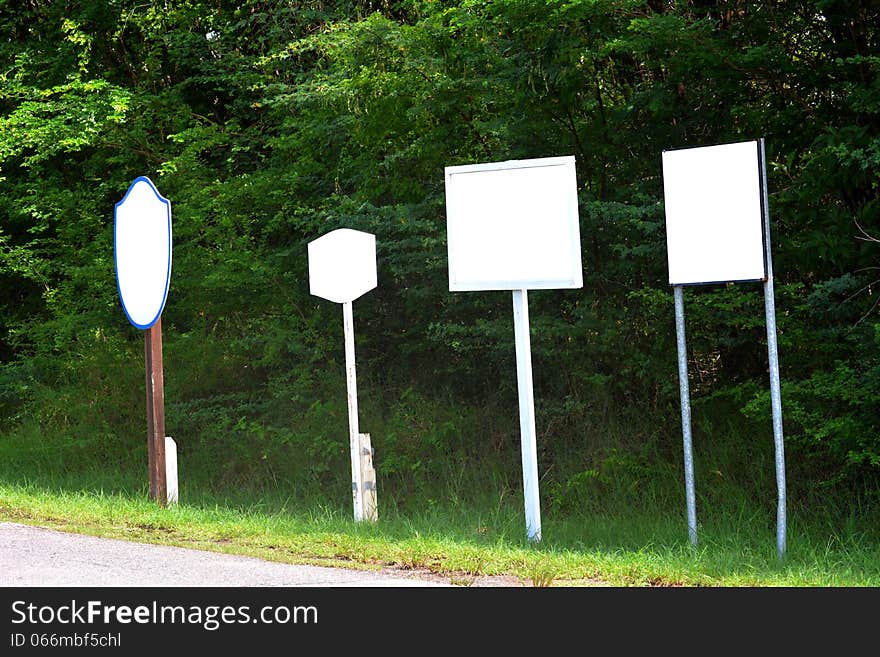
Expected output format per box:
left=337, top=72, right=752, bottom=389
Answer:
left=114, top=176, right=172, bottom=330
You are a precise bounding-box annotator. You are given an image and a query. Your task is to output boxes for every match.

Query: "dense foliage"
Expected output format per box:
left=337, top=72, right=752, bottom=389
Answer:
left=1, top=1, right=877, bottom=515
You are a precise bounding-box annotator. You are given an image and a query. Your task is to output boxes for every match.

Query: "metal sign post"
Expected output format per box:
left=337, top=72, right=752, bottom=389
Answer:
left=673, top=286, right=697, bottom=546
left=343, top=299, right=365, bottom=522
left=308, top=228, right=378, bottom=523
left=760, top=139, right=787, bottom=560
left=444, top=156, right=583, bottom=543
left=115, top=176, right=173, bottom=507
left=512, top=289, right=541, bottom=541
left=662, top=139, right=787, bottom=559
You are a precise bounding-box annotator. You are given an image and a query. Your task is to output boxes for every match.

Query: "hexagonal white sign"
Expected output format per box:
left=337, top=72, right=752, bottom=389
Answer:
left=308, top=229, right=377, bottom=304
left=114, top=176, right=172, bottom=329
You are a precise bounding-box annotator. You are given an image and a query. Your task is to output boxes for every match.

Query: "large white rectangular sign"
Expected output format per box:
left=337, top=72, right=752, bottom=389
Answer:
left=662, top=140, right=767, bottom=286
left=444, top=156, right=583, bottom=291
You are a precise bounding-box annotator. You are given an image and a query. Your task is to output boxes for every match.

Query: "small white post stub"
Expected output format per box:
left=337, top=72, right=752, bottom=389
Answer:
left=165, top=436, right=178, bottom=506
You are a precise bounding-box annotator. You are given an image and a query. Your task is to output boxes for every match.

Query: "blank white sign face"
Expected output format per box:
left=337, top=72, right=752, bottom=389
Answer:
left=114, top=177, right=172, bottom=329
left=662, top=140, right=767, bottom=286
left=308, top=228, right=377, bottom=304
left=445, top=156, right=583, bottom=291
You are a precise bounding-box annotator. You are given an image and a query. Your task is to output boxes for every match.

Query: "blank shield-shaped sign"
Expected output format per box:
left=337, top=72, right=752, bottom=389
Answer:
left=115, top=177, right=172, bottom=329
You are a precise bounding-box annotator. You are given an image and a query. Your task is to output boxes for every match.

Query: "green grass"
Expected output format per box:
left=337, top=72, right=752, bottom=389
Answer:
left=2, top=465, right=878, bottom=587
left=2, top=393, right=879, bottom=588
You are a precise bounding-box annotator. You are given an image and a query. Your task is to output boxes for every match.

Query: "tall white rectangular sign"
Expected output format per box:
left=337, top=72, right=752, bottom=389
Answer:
left=662, top=138, right=787, bottom=559
left=662, top=140, right=766, bottom=286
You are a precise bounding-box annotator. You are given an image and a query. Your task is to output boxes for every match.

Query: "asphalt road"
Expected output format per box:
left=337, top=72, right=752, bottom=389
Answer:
left=0, top=522, right=450, bottom=587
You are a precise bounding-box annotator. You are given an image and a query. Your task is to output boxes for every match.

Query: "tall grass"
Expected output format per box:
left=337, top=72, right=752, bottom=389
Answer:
left=1, top=381, right=878, bottom=586
left=2, top=442, right=879, bottom=586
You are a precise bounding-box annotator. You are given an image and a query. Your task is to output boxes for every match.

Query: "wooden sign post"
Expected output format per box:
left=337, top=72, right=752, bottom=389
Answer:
left=115, top=176, right=173, bottom=506
left=144, top=318, right=167, bottom=504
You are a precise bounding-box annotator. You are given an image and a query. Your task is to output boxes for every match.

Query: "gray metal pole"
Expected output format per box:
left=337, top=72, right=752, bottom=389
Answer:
left=343, top=300, right=365, bottom=522
left=759, top=138, right=787, bottom=560
left=512, top=289, right=542, bottom=542
left=673, top=285, right=698, bottom=546
left=764, top=281, right=787, bottom=559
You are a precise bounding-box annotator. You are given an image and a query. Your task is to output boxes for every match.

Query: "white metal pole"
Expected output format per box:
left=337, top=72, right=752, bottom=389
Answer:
left=759, top=138, right=787, bottom=560
left=343, top=301, right=364, bottom=522
left=512, top=289, right=542, bottom=542
left=673, top=286, right=698, bottom=545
